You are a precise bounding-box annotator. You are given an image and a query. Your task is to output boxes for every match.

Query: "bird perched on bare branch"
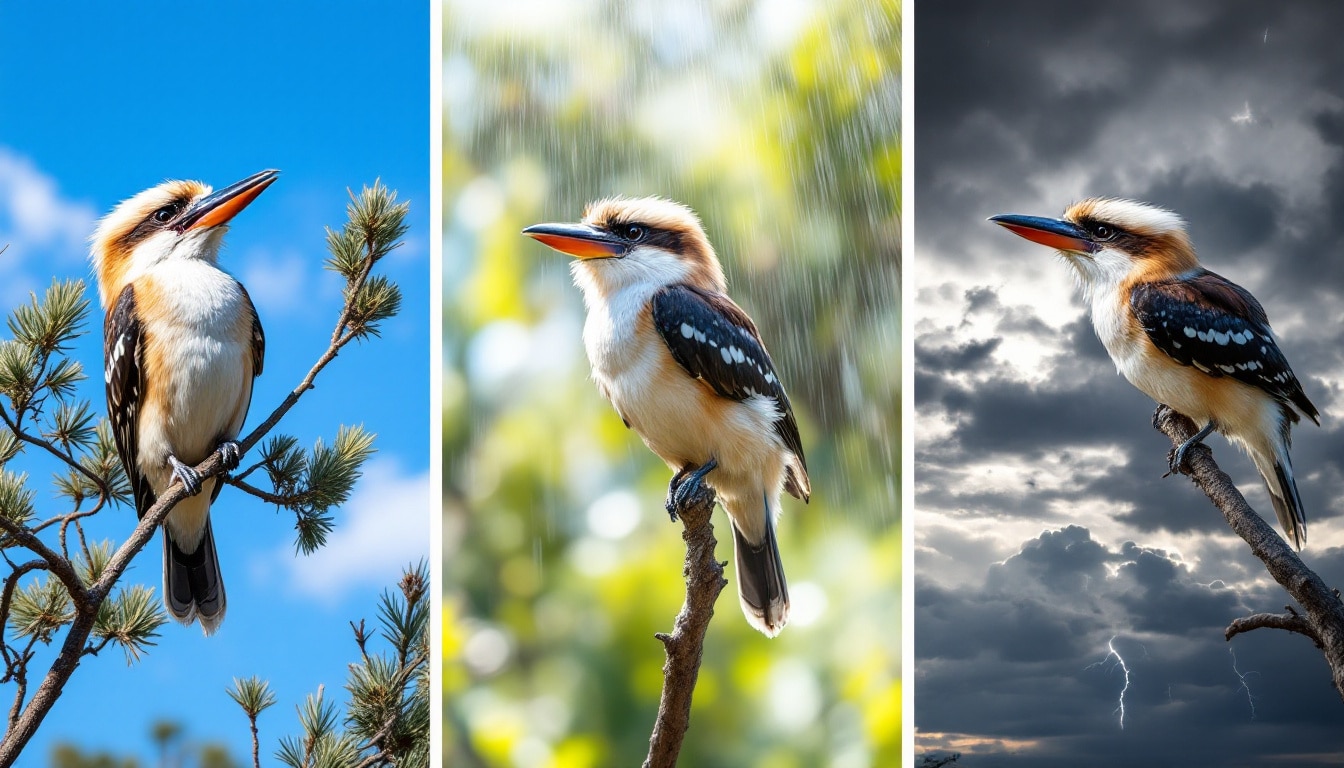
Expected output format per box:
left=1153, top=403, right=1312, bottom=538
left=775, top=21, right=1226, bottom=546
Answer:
left=525, top=197, right=810, bottom=636
left=91, top=170, right=276, bottom=633
left=991, top=198, right=1318, bottom=548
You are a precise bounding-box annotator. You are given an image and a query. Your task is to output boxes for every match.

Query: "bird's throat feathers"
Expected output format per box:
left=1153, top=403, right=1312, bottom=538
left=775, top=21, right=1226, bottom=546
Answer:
left=569, top=245, right=700, bottom=308
left=91, top=180, right=226, bottom=308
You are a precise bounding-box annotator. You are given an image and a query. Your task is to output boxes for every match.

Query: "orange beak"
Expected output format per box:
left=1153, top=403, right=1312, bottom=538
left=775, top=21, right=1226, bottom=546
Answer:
left=989, top=213, right=1097, bottom=254
left=522, top=222, right=629, bottom=259
left=177, top=169, right=280, bottom=232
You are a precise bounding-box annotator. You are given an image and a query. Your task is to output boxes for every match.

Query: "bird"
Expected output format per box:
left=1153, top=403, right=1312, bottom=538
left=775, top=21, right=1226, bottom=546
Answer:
left=990, top=198, right=1319, bottom=549
left=523, top=197, right=810, bottom=636
left=91, top=169, right=276, bottom=633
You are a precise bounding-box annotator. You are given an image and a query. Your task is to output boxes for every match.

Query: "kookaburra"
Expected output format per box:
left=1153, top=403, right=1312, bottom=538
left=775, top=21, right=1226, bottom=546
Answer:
left=524, top=197, right=810, bottom=636
left=992, top=198, right=1318, bottom=548
left=91, top=169, right=276, bottom=633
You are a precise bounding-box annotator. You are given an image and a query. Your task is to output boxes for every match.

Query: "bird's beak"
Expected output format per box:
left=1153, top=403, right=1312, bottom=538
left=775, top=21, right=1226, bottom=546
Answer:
left=989, top=213, right=1097, bottom=254
left=522, top=222, right=628, bottom=259
left=176, top=169, right=280, bottom=233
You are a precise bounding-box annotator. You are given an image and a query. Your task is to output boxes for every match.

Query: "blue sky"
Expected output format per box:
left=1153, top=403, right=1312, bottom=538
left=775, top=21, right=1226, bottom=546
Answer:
left=0, top=3, right=430, bottom=764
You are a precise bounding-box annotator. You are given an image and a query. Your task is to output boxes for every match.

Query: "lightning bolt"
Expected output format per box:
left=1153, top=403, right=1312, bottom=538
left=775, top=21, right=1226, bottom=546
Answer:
left=1085, top=635, right=1131, bottom=729
left=1229, top=648, right=1258, bottom=719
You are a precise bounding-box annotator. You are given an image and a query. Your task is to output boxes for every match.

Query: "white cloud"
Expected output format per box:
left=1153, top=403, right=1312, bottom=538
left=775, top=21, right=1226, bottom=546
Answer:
left=0, top=147, right=98, bottom=308
left=0, top=146, right=97, bottom=258
left=270, top=458, right=430, bottom=604
left=239, top=248, right=308, bottom=316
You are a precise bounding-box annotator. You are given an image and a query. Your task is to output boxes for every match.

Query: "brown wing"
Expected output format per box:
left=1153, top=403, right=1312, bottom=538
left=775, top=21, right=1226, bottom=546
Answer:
left=240, top=282, right=265, bottom=378
left=105, top=284, right=155, bottom=517
left=651, top=284, right=810, bottom=499
left=1131, top=268, right=1318, bottom=423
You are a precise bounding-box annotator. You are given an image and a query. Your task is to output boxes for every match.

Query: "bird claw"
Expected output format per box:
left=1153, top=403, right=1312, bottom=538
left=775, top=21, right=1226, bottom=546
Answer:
left=665, top=458, right=719, bottom=521
left=1163, top=448, right=1181, bottom=478
left=1166, top=422, right=1215, bottom=478
left=665, top=466, right=693, bottom=522
left=167, top=455, right=202, bottom=496
left=218, top=440, right=242, bottom=471
left=1169, top=450, right=1186, bottom=476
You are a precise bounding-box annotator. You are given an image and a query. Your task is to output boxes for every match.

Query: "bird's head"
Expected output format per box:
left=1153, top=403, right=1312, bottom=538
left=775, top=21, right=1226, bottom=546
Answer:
left=990, top=197, right=1198, bottom=292
left=90, top=169, right=278, bottom=307
left=523, top=196, right=726, bottom=300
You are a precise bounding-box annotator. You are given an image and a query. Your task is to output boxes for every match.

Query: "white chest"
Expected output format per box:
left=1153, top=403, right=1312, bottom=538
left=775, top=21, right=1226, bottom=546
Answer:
left=145, top=262, right=250, bottom=361
left=1088, top=286, right=1135, bottom=370
left=139, top=261, right=255, bottom=455
left=582, top=289, right=668, bottom=421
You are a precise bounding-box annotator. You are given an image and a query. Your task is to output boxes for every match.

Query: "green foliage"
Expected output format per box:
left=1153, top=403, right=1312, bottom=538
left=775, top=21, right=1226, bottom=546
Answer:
left=91, top=584, right=166, bottom=664
left=49, top=744, right=140, bottom=768
left=50, top=720, right=241, bottom=768
left=45, top=402, right=96, bottom=455
left=325, top=181, right=409, bottom=342
left=52, top=421, right=131, bottom=509
left=74, top=540, right=112, bottom=583
left=226, top=676, right=278, bottom=719
left=9, top=555, right=168, bottom=662
left=0, top=279, right=89, bottom=416
left=68, top=543, right=171, bottom=664
left=10, top=576, right=72, bottom=643
left=258, top=425, right=377, bottom=555
left=346, top=275, right=403, bottom=338
left=0, top=470, right=35, bottom=536
left=0, top=341, right=37, bottom=407
left=263, top=563, right=429, bottom=768
left=0, top=430, right=20, bottom=467
left=346, top=565, right=430, bottom=768
left=7, top=278, right=86, bottom=355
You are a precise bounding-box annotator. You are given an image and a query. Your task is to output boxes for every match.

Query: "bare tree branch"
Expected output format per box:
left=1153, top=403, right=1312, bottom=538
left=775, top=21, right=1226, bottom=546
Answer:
left=1226, top=610, right=1320, bottom=645
left=643, top=472, right=728, bottom=768
left=1154, top=405, right=1344, bottom=701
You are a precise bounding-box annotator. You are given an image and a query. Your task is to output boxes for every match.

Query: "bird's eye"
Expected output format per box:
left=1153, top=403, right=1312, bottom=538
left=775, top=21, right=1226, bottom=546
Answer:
left=624, top=224, right=646, bottom=242
left=152, top=204, right=179, bottom=224
left=1091, top=223, right=1115, bottom=241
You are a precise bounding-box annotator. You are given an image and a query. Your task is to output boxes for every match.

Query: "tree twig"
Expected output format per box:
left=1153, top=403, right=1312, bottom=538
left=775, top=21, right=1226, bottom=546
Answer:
left=1153, top=405, right=1344, bottom=701
left=642, top=472, right=727, bottom=768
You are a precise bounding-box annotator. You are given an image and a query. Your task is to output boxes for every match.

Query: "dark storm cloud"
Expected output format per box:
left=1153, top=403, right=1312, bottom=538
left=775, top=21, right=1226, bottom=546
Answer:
left=1136, top=170, right=1281, bottom=259
left=917, top=529, right=1344, bottom=766
left=916, top=1, right=1344, bottom=762
left=917, top=0, right=1344, bottom=301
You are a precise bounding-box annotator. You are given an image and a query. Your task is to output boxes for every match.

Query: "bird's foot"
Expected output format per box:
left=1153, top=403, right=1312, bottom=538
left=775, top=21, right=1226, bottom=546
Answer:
left=1164, top=422, right=1215, bottom=477
left=665, top=458, right=719, bottom=522
left=665, top=466, right=695, bottom=521
left=168, top=455, right=202, bottom=496
left=217, top=440, right=243, bottom=471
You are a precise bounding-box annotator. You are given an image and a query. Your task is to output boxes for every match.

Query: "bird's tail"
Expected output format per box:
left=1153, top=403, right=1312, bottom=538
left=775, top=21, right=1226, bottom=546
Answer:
left=163, top=517, right=227, bottom=634
left=1265, top=458, right=1307, bottom=551
left=1251, top=444, right=1307, bottom=550
left=730, top=497, right=789, bottom=637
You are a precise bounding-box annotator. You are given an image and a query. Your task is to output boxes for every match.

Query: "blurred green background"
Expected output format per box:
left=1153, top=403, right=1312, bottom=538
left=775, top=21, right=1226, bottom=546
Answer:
left=442, top=0, right=900, bottom=765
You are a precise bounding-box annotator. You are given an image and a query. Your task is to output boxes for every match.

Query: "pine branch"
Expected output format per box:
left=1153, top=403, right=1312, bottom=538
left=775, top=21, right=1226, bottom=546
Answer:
left=1154, top=405, right=1344, bottom=701
left=227, top=676, right=277, bottom=768
left=643, top=469, right=727, bottom=768
left=265, top=563, right=429, bottom=768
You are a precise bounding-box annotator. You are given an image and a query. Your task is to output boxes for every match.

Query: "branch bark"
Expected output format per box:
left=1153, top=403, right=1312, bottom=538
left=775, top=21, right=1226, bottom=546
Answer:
left=1153, top=405, right=1344, bottom=701
left=642, top=475, right=727, bottom=768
